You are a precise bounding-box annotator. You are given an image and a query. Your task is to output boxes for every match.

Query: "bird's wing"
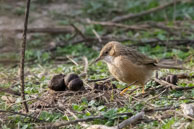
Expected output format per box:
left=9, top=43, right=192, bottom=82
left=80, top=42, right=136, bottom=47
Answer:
left=124, top=48, right=157, bottom=65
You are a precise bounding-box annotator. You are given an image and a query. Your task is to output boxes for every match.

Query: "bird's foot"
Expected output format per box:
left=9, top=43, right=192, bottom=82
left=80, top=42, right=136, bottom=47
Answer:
left=120, top=87, right=129, bottom=95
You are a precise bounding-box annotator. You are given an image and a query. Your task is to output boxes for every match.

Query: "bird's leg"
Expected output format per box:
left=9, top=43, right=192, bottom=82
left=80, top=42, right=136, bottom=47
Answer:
left=142, top=85, right=145, bottom=93
left=120, top=81, right=137, bottom=95
left=120, top=87, right=130, bottom=95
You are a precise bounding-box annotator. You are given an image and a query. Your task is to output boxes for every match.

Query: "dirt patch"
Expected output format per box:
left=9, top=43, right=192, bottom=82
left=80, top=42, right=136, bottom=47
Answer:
left=0, top=1, right=81, bottom=65
left=31, top=88, right=128, bottom=111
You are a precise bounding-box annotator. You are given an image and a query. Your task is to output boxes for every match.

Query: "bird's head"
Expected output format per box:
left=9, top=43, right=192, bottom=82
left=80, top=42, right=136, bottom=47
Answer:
left=92, top=41, right=122, bottom=64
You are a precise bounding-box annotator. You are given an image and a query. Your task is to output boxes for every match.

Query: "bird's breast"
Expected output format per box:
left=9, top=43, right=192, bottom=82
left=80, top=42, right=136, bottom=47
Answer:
left=106, top=56, right=129, bottom=83
left=106, top=55, right=154, bottom=85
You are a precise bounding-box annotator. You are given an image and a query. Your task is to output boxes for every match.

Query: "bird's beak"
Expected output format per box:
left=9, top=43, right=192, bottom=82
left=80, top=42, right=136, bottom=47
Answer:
left=90, top=56, right=102, bottom=65
left=95, top=56, right=102, bottom=63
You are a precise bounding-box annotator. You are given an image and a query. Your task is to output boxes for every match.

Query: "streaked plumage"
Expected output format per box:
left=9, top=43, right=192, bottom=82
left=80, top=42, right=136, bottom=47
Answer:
left=94, top=41, right=184, bottom=94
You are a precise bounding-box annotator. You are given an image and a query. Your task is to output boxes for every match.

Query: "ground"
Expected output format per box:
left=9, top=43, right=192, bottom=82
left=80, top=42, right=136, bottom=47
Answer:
left=0, top=0, right=194, bottom=129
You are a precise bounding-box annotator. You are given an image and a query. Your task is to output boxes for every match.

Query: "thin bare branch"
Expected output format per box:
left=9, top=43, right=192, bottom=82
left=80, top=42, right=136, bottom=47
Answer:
left=19, top=0, right=31, bottom=113
left=154, top=78, right=194, bottom=91
left=111, top=0, right=182, bottom=22
left=117, top=111, right=145, bottom=129
left=87, top=19, right=147, bottom=30
left=0, top=110, right=44, bottom=122
left=0, top=87, right=20, bottom=96
left=1, top=27, right=74, bottom=34
left=92, top=29, right=102, bottom=42
left=71, top=24, right=86, bottom=39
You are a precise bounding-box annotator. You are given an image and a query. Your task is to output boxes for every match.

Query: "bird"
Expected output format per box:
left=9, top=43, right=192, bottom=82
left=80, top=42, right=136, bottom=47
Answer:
left=93, top=41, right=184, bottom=95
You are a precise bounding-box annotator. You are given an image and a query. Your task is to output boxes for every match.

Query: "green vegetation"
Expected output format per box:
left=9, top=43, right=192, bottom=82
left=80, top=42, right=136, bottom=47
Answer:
left=0, top=0, right=193, bottom=129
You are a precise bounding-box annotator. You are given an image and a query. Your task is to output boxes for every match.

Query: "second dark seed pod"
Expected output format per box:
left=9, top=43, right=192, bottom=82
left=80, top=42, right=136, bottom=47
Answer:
left=64, top=73, right=84, bottom=91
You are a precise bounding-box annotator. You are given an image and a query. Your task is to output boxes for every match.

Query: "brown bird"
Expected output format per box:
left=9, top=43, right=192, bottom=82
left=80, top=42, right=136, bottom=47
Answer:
left=93, top=41, right=184, bottom=95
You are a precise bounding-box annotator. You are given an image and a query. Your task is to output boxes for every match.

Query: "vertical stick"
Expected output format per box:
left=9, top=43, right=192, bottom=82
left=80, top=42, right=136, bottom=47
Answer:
left=20, top=0, right=31, bottom=113
left=173, top=0, right=177, bottom=22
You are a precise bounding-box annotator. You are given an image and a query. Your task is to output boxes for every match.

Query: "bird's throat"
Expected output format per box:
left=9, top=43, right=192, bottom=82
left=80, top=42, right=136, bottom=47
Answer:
left=103, top=55, right=114, bottom=64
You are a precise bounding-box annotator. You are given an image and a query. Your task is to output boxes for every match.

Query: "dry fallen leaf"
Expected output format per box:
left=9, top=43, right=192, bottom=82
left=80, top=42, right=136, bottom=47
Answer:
left=180, top=103, right=194, bottom=117
left=1, top=95, right=16, bottom=103
left=86, top=125, right=116, bottom=129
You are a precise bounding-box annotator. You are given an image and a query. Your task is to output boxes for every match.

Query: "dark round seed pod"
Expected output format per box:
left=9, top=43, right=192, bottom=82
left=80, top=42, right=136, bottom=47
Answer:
left=170, top=75, right=178, bottom=85
left=166, top=75, right=171, bottom=83
left=48, top=74, right=66, bottom=91
left=67, top=78, right=83, bottom=91
left=64, top=73, right=79, bottom=86
left=165, top=75, right=178, bottom=85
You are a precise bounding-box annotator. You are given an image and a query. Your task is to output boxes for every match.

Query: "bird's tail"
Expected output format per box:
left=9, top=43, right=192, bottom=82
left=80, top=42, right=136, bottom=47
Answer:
left=155, top=63, right=187, bottom=70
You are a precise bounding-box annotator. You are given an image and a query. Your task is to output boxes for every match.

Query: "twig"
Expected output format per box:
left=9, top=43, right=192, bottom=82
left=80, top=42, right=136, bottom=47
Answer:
left=0, top=87, right=21, bottom=96
left=154, top=78, right=194, bottom=91
left=92, top=29, right=102, bottom=42
left=111, top=0, right=182, bottom=22
left=79, top=56, right=89, bottom=78
left=66, top=56, right=79, bottom=66
left=101, top=77, right=116, bottom=83
left=0, top=110, right=44, bottom=122
left=167, top=97, right=194, bottom=100
left=66, top=109, right=78, bottom=119
left=69, top=37, right=194, bottom=48
left=83, top=56, right=88, bottom=75
left=85, top=125, right=116, bottom=129
left=145, top=105, right=179, bottom=113
left=87, top=77, right=111, bottom=82
left=19, top=0, right=31, bottom=113
left=176, top=73, right=194, bottom=79
left=3, top=27, right=74, bottom=34
left=70, top=24, right=86, bottom=39
left=174, top=86, right=194, bottom=91
left=87, top=19, right=147, bottom=30
left=117, top=111, right=145, bottom=129
left=129, top=39, right=194, bottom=47
left=154, top=78, right=178, bottom=89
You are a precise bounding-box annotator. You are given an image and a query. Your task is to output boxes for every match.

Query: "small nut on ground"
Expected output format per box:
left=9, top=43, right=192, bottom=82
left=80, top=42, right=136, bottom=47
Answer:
left=49, top=74, right=66, bottom=91
left=67, top=78, right=84, bottom=91
left=64, top=73, right=79, bottom=86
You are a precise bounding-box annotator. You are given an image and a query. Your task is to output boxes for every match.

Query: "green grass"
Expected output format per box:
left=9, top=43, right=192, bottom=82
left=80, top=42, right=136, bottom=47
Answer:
left=0, top=0, right=194, bottom=128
